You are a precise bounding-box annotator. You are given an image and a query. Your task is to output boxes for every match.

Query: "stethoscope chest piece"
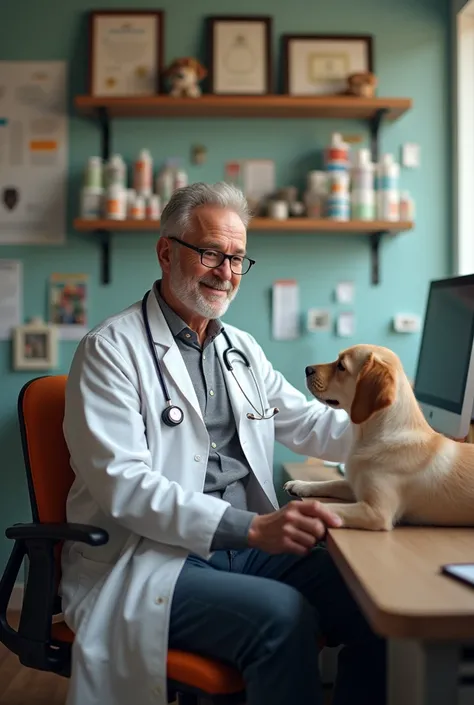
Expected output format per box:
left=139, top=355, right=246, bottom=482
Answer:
left=162, top=404, right=184, bottom=427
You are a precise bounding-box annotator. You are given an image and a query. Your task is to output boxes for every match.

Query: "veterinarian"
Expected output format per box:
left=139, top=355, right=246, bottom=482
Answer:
left=60, top=182, right=386, bottom=705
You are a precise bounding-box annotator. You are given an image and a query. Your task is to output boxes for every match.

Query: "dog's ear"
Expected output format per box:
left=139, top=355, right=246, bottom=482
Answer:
left=350, top=353, right=396, bottom=424
left=196, top=61, right=208, bottom=80
left=163, top=60, right=179, bottom=78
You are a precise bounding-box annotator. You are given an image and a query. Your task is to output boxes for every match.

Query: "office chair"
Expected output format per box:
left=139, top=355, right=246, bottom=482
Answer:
left=0, top=375, right=245, bottom=704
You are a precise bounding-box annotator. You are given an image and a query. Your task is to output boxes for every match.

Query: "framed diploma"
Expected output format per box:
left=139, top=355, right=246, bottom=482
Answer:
left=88, top=10, right=164, bottom=97
left=207, top=16, right=272, bottom=95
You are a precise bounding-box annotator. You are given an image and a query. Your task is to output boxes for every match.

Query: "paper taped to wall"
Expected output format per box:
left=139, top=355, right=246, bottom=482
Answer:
left=0, top=259, right=22, bottom=340
left=272, top=279, right=300, bottom=340
left=0, top=61, right=68, bottom=244
left=337, top=311, right=355, bottom=337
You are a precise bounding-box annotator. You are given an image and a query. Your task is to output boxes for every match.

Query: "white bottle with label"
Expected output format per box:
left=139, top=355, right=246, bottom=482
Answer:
left=174, top=163, right=188, bottom=190
left=131, top=193, right=146, bottom=220
left=80, top=186, right=104, bottom=219
left=146, top=194, right=161, bottom=220
left=84, top=156, right=103, bottom=188
left=304, top=170, right=327, bottom=218
left=105, top=154, right=126, bottom=188
left=134, top=149, right=153, bottom=197
left=105, top=184, right=126, bottom=220
left=156, top=160, right=175, bottom=209
left=400, top=191, right=415, bottom=221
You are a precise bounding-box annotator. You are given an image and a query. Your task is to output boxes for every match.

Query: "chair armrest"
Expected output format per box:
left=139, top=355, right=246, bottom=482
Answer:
left=6, top=522, right=108, bottom=546
left=0, top=522, right=108, bottom=674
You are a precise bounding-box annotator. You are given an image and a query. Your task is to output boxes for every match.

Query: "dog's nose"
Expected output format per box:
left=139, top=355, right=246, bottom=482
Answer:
left=305, top=366, right=315, bottom=378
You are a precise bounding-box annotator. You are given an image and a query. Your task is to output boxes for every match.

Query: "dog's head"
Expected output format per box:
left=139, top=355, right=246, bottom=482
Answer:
left=305, top=344, right=399, bottom=424
left=164, top=57, right=207, bottom=83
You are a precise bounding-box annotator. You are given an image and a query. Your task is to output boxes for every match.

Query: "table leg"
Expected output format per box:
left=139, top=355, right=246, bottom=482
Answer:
left=388, top=639, right=460, bottom=705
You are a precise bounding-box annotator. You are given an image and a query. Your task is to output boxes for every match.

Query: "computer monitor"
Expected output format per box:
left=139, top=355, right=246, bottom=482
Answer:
left=413, top=273, right=474, bottom=439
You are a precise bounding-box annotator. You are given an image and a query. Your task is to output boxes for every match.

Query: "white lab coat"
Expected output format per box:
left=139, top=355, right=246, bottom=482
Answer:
left=60, top=284, right=352, bottom=705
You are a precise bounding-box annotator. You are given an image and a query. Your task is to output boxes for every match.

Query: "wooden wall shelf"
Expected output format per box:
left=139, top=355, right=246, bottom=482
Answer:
left=74, top=91, right=414, bottom=286
left=74, top=217, right=413, bottom=234
left=74, top=95, right=412, bottom=121
left=74, top=218, right=413, bottom=287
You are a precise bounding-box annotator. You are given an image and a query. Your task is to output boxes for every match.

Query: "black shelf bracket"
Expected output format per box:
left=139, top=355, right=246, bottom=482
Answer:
left=98, top=230, right=111, bottom=285
left=369, top=108, right=388, bottom=163
left=95, top=108, right=112, bottom=285
left=368, top=109, right=389, bottom=285
left=370, top=231, right=388, bottom=286
left=97, top=107, right=111, bottom=161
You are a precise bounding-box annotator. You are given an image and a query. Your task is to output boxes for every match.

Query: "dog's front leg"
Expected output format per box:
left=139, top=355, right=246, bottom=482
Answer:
left=284, top=479, right=355, bottom=501
left=326, top=501, right=395, bottom=531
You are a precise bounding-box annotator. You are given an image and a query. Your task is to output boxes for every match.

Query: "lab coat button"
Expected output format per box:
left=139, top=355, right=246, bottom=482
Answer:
left=211, top=442, right=217, bottom=449
left=209, top=390, right=215, bottom=396
left=154, top=596, right=164, bottom=605
left=194, top=454, right=202, bottom=462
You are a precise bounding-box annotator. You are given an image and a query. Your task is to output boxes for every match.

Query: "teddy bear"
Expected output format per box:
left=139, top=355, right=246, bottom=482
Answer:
left=345, top=71, right=378, bottom=98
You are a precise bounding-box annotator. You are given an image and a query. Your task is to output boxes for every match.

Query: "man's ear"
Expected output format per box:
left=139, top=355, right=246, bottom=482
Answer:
left=350, top=353, right=396, bottom=424
left=157, top=237, right=172, bottom=274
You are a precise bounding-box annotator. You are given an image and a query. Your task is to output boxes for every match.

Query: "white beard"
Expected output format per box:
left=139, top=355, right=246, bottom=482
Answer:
left=169, top=258, right=237, bottom=319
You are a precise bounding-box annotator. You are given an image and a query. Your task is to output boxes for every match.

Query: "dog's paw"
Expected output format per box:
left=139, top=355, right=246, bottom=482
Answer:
left=283, top=480, right=316, bottom=498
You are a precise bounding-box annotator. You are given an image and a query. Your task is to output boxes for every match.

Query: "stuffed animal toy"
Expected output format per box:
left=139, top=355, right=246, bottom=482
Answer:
left=163, top=57, right=207, bottom=98
left=345, top=71, right=378, bottom=98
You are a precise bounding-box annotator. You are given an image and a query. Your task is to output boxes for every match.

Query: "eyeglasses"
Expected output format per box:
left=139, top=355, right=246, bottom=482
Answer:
left=168, top=236, right=255, bottom=275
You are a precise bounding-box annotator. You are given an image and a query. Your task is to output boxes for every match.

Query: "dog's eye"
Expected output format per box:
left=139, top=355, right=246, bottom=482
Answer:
left=337, top=361, right=346, bottom=372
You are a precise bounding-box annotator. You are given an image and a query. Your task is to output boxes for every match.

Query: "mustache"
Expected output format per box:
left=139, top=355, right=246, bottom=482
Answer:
left=200, top=276, right=233, bottom=292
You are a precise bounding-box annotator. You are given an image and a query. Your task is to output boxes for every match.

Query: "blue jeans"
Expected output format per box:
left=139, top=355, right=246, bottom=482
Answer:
left=169, top=545, right=386, bottom=705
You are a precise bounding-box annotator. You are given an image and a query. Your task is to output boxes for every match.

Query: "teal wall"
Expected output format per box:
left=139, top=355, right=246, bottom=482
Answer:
left=0, top=0, right=450, bottom=573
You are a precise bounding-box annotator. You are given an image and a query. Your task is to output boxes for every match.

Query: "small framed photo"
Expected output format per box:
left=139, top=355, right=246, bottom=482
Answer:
left=207, top=16, right=272, bottom=95
left=282, top=34, right=373, bottom=96
left=13, top=320, right=58, bottom=371
left=307, top=309, right=331, bottom=332
left=88, top=10, right=164, bottom=96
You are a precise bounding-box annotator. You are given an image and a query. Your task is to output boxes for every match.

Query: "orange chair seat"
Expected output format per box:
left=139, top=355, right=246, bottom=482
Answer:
left=51, top=620, right=245, bottom=695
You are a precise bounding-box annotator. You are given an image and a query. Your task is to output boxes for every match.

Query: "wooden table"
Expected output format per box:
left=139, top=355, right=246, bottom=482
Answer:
left=283, top=460, right=474, bottom=705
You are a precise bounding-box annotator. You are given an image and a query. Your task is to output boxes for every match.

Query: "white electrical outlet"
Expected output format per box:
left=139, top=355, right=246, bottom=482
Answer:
left=401, top=143, right=420, bottom=168
left=393, top=314, right=421, bottom=333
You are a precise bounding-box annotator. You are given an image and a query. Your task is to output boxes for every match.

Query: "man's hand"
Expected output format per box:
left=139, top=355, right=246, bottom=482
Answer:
left=247, top=500, right=342, bottom=556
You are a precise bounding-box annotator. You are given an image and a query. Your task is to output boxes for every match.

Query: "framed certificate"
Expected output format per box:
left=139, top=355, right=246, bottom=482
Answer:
left=89, top=10, right=164, bottom=96
left=207, top=16, right=272, bottom=95
left=282, top=34, right=373, bottom=96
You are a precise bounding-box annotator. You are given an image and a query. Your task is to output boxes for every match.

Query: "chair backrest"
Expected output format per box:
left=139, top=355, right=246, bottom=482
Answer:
left=18, top=375, right=73, bottom=524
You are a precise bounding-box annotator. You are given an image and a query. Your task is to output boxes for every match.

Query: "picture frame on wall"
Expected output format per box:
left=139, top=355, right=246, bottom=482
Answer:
left=282, top=34, right=373, bottom=96
left=13, top=320, right=58, bottom=371
left=207, top=16, right=272, bottom=95
left=88, top=10, right=164, bottom=96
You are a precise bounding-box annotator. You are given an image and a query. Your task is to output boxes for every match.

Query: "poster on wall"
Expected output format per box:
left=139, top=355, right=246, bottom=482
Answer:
left=0, top=61, right=68, bottom=245
left=0, top=259, right=22, bottom=340
left=49, top=273, right=89, bottom=341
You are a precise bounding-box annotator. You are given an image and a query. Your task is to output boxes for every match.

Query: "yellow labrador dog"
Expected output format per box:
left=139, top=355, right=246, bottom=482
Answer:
left=284, top=344, right=474, bottom=530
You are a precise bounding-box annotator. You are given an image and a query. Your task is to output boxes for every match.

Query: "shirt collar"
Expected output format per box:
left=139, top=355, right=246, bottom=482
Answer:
left=153, top=280, right=223, bottom=343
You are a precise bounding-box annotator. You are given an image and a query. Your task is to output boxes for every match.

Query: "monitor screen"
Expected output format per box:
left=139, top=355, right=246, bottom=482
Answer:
left=414, top=276, right=474, bottom=414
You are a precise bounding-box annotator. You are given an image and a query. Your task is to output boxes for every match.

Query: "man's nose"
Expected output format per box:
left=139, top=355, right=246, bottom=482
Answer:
left=305, top=366, right=315, bottom=377
left=213, top=258, right=233, bottom=280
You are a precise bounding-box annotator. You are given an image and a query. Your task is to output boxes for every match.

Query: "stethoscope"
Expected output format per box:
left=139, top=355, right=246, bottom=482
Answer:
left=141, top=290, right=279, bottom=427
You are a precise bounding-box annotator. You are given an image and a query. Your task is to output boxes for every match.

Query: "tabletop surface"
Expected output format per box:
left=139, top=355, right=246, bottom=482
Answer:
left=283, top=460, right=474, bottom=640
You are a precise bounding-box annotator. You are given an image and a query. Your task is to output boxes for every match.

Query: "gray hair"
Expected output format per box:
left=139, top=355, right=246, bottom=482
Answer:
left=160, top=181, right=251, bottom=239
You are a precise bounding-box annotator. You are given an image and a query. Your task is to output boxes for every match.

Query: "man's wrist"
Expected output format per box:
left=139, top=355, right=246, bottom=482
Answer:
left=211, top=506, right=257, bottom=551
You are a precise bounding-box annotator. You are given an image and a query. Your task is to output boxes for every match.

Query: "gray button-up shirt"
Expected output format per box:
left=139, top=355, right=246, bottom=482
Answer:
left=155, top=283, right=256, bottom=549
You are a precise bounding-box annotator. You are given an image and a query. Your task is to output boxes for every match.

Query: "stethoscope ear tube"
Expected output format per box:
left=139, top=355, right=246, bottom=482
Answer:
left=142, top=291, right=184, bottom=425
